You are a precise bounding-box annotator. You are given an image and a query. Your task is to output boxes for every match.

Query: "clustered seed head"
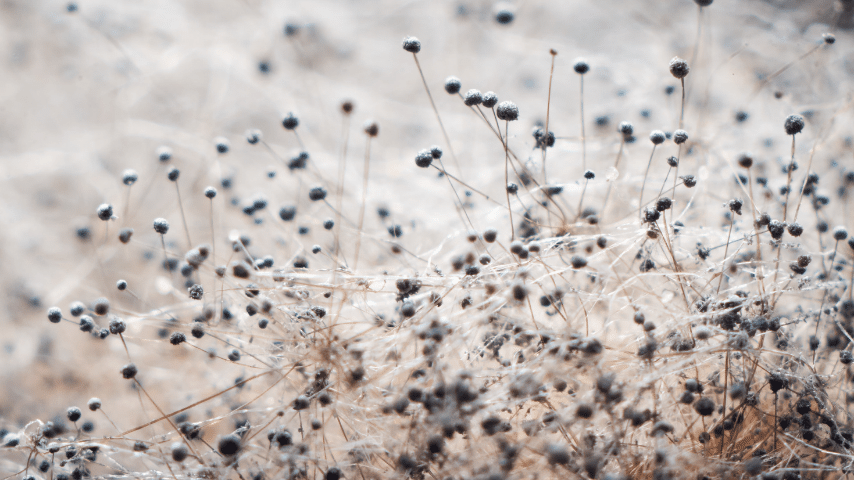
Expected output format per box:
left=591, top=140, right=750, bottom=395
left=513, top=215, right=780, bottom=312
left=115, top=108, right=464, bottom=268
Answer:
left=784, top=114, right=805, bottom=135
left=97, top=204, right=113, bottom=221
left=496, top=101, right=519, bottom=121
left=153, top=218, right=169, bottom=234
left=282, top=112, right=299, bottom=130
left=482, top=91, right=498, bottom=108
left=728, top=198, right=743, bottom=215
left=463, top=89, right=483, bottom=106
left=583, top=170, right=595, bottom=180
left=444, top=76, right=462, bottom=95
left=122, top=169, right=138, bottom=185
left=415, top=149, right=433, bottom=168
left=669, top=57, right=689, bottom=79
left=188, top=284, right=204, bottom=300
left=402, top=36, right=421, bottom=53
left=833, top=226, right=849, bottom=241
left=673, top=129, right=688, bottom=144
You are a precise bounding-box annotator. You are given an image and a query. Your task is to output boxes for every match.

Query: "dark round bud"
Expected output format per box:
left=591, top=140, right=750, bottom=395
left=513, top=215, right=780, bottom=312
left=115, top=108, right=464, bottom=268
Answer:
left=463, top=89, right=483, bottom=106
left=656, top=197, right=672, bottom=211
left=482, top=92, right=498, bottom=108
left=694, top=397, right=715, bottom=416
left=282, top=112, right=299, bottom=130
left=673, top=129, right=688, bottom=144
left=583, top=170, right=595, bottom=180
left=823, top=33, right=835, bottom=44
left=833, top=226, right=848, bottom=241
left=444, top=76, right=462, bottom=95
left=496, top=101, right=519, bottom=121
left=171, top=443, right=188, bottom=462
left=326, top=467, right=342, bottom=480
left=495, top=8, right=513, bottom=24
left=649, top=130, right=666, bottom=145
left=157, top=146, right=172, bottom=162
left=87, top=398, right=101, bottom=411
left=429, top=146, right=443, bottom=159
left=308, top=186, right=328, bottom=201
left=849, top=237, right=854, bottom=251
left=48, top=307, right=62, bottom=324
left=787, top=222, right=803, bottom=237
left=784, top=114, right=805, bottom=135
left=204, top=186, right=217, bottom=199
left=153, top=218, right=169, bottom=234
left=116, top=279, right=128, bottom=291
left=122, top=169, right=139, bottom=186
left=109, top=318, right=126, bottom=334
left=402, top=36, right=421, bottom=53
left=118, top=227, right=133, bottom=243
left=93, top=298, right=110, bottom=316
left=573, top=58, right=590, bottom=75
left=483, top=228, right=498, bottom=243
left=121, top=363, right=138, bottom=379
left=669, top=57, right=689, bottom=79
left=533, top=127, right=555, bottom=149
left=166, top=167, right=180, bottom=182
left=218, top=434, right=241, bottom=456
left=570, top=255, right=588, bottom=269
left=666, top=156, right=678, bottom=167
left=96, top=204, right=113, bottom=221
left=364, top=121, right=379, bottom=137
left=728, top=198, right=743, bottom=215
left=323, top=219, right=334, bottom=230
left=279, top=206, right=297, bottom=221
left=768, top=220, right=785, bottom=239
left=214, top=137, right=229, bottom=154
left=737, top=152, right=753, bottom=169
left=169, top=332, right=186, bottom=345
left=415, top=149, right=433, bottom=168
left=841, top=351, right=853, bottom=365
left=341, top=100, right=354, bottom=114
left=67, top=407, right=82, bottom=422
left=694, top=0, right=713, bottom=5
left=619, top=121, right=633, bottom=137
left=188, top=284, right=204, bottom=300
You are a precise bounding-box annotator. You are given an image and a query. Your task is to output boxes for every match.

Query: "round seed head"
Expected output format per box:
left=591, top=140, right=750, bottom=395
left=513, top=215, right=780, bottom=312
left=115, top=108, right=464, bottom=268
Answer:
left=618, top=122, right=634, bottom=141
left=214, top=137, right=229, bottom=154
left=506, top=183, right=518, bottom=195
left=308, top=186, right=327, bottom=201
left=204, top=186, right=217, bottom=199
left=669, top=57, right=689, bottom=79
left=573, top=57, right=590, bottom=75
left=87, top=398, right=101, bottom=411
left=415, top=149, right=433, bottom=168
left=787, top=222, right=803, bottom=237
left=823, top=33, right=835, bottom=44
left=656, top=197, right=672, bottom=211
left=218, top=434, right=241, bottom=456
left=67, top=407, right=82, bottom=422
left=157, top=146, right=172, bottom=163
left=166, top=166, right=179, bottom=182
left=570, top=255, right=588, bottom=269
left=483, top=228, right=498, bottom=243
left=188, top=284, right=204, bottom=300
left=153, top=218, right=169, bottom=234
left=482, top=92, right=498, bottom=108
left=737, top=152, right=753, bottom=169
left=784, top=114, right=805, bottom=135
left=533, top=127, right=555, bottom=148
left=673, top=129, right=688, bottom=144
left=666, top=156, right=678, bottom=167
left=849, top=237, right=854, bottom=251
left=463, top=89, right=483, bottom=106
left=121, top=363, right=138, bottom=379
left=496, top=101, right=519, bottom=121
left=282, top=112, right=299, bottom=130
left=402, top=36, right=421, bottom=53
left=245, top=129, right=262, bottom=144
left=833, top=226, right=849, bottom=241
left=495, top=7, right=513, bottom=24
left=341, top=100, right=354, bottom=114
left=122, top=169, right=138, bottom=185
left=171, top=443, right=188, bottom=462
left=109, top=318, right=126, bottom=334
left=430, top=146, right=443, bottom=159
left=583, top=170, right=595, bottom=180
left=681, top=175, right=697, bottom=188
left=47, top=307, right=62, bottom=324
left=444, top=76, right=462, bottom=95
left=364, top=121, right=379, bottom=137
left=649, top=130, right=666, bottom=145
left=694, top=0, right=713, bottom=5
left=728, top=198, right=743, bottom=215
left=96, top=204, right=113, bottom=221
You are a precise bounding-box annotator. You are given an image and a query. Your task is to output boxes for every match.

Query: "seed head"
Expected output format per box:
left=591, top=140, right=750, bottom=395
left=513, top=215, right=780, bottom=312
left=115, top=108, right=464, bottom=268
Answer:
left=463, top=89, right=483, bottom=106
left=496, top=101, right=519, bottom=121
left=121, top=363, right=138, bottom=379
left=482, top=92, right=498, bottom=108
left=444, top=76, right=462, bottom=95
left=728, top=198, right=743, bottom=215
left=308, top=186, right=327, bottom=201
left=415, top=149, right=433, bottom=168
left=218, top=434, right=241, bottom=456
left=122, top=169, right=138, bottom=185
left=784, top=114, right=805, bottom=135
left=673, top=129, right=688, bottom=144
left=214, top=137, right=229, bottom=154
left=573, top=58, right=590, bottom=75
left=157, top=146, right=172, bottom=163
left=666, top=156, right=678, bottom=167
left=649, top=130, right=666, bottom=145
left=166, top=166, right=180, bottom=182
left=402, top=36, right=421, bottom=53
left=364, top=120, right=379, bottom=137
left=737, top=152, right=753, bottom=169
left=96, top=204, right=113, bottom=221
left=47, top=307, right=62, bottom=324
left=619, top=121, right=633, bottom=138
left=204, top=186, right=217, bottom=199
left=669, top=57, right=689, bottom=79
left=787, top=222, right=803, bottom=237
left=495, top=6, right=513, bottom=24
left=188, top=284, right=204, bottom=300
left=282, top=112, right=299, bottom=130
left=694, top=0, right=713, bottom=6
left=153, top=218, right=169, bottom=234
left=245, top=129, right=262, bottom=144
left=583, top=170, right=595, bottom=180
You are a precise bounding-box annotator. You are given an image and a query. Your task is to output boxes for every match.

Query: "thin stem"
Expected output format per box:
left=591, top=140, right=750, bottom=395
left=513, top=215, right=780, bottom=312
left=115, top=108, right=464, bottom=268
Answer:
left=679, top=77, right=686, bottom=129
left=505, top=120, right=515, bottom=240
left=717, top=216, right=734, bottom=295
left=543, top=49, right=557, bottom=184
left=353, top=136, right=371, bottom=271
left=638, top=145, right=658, bottom=220
left=175, top=182, right=192, bottom=248
left=411, top=53, right=462, bottom=175
left=580, top=75, right=586, bottom=171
